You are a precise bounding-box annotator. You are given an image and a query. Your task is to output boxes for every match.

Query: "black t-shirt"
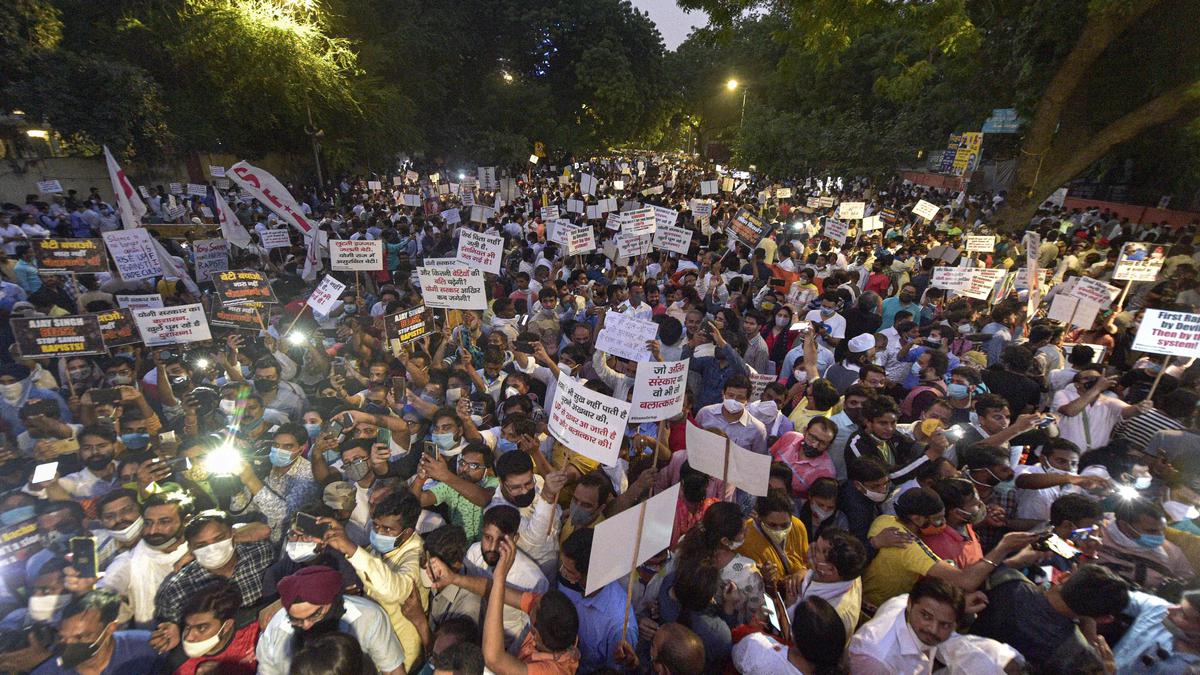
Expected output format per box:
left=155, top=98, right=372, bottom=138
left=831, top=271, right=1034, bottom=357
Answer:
left=981, top=366, right=1043, bottom=418
left=843, top=307, right=882, bottom=341
left=971, top=570, right=1088, bottom=667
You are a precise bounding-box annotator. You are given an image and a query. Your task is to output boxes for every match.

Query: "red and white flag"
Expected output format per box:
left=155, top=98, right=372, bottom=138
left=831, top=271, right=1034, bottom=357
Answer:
left=213, top=189, right=252, bottom=249
left=227, top=161, right=314, bottom=236
left=104, top=145, right=146, bottom=230
left=302, top=230, right=323, bottom=282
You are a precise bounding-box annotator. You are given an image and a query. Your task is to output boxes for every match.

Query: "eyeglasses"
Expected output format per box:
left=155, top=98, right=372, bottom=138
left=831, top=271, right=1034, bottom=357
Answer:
left=459, top=461, right=485, bottom=472
left=288, top=604, right=330, bottom=628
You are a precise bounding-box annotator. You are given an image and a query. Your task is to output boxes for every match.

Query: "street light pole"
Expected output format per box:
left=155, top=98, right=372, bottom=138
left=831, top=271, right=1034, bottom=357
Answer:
left=739, top=88, right=747, bottom=128
left=305, top=102, right=324, bottom=187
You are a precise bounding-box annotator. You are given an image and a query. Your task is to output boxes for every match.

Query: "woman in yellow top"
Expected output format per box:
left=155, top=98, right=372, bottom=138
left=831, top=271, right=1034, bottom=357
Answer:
left=738, top=490, right=810, bottom=586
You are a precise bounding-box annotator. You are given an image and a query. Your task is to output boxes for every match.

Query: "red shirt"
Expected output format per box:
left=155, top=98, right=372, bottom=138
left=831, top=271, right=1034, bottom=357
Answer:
left=769, top=432, right=835, bottom=498
left=865, top=273, right=891, bottom=296
left=921, top=523, right=983, bottom=569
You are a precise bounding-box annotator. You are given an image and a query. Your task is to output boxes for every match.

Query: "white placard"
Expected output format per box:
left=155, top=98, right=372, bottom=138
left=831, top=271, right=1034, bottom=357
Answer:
left=605, top=212, right=624, bottom=231
left=690, top=199, right=714, bottom=219
left=823, top=219, right=848, bottom=245
left=700, top=180, right=718, bottom=196
left=168, top=183, right=184, bottom=195
left=837, top=201, right=865, bottom=220
left=598, top=198, right=617, bottom=214
left=684, top=422, right=770, bottom=497
left=1132, top=309, right=1200, bottom=358
left=613, top=180, right=625, bottom=190
left=650, top=205, right=678, bottom=229
left=260, top=229, right=292, bottom=250
left=652, top=224, right=693, bottom=255
left=187, top=183, right=207, bottom=197
left=133, top=304, right=211, bottom=346
left=912, top=199, right=940, bottom=221
left=615, top=232, right=653, bottom=259
left=565, top=226, right=596, bottom=256
left=540, top=205, right=560, bottom=222
left=1048, top=294, right=1101, bottom=330
left=528, top=154, right=539, bottom=164
left=117, top=293, right=164, bottom=310
left=595, top=311, right=659, bottom=362
left=331, top=239, right=384, bottom=271
left=461, top=191, right=476, bottom=207
left=406, top=170, right=419, bottom=183
left=307, top=275, right=347, bottom=315
left=1113, top=242, right=1168, bottom=282
left=469, top=205, right=494, bottom=224
left=585, top=483, right=679, bottom=596
left=547, top=373, right=630, bottom=469
left=440, top=208, right=461, bottom=225
left=1067, top=276, right=1120, bottom=306
left=455, top=229, right=503, bottom=275
left=630, top=359, right=689, bottom=423
left=193, top=239, right=229, bottom=283
left=37, top=180, right=63, bottom=194
left=861, top=214, right=883, bottom=232
left=622, top=207, right=657, bottom=236
left=586, top=204, right=601, bottom=220
left=403, top=194, right=422, bottom=207
left=750, top=372, right=775, bottom=401
left=102, top=229, right=163, bottom=280
left=931, top=267, right=1006, bottom=300
left=417, top=264, right=487, bottom=310
left=367, top=180, right=382, bottom=191
left=965, top=236, right=996, bottom=253
left=580, top=173, right=598, bottom=196
left=566, top=199, right=585, bottom=214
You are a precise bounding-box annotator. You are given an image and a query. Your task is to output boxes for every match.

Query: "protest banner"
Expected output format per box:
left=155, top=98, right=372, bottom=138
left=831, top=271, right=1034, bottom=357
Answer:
left=168, top=183, right=183, bottom=195
left=1067, top=276, right=1120, bottom=306
left=650, top=205, right=678, bottom=229
left=566, top=225, right=597, bottom=256
left=641, top=185, right=664, bottom=196
left=837, top=202, right=865, bottom=220
left=116, top=294, right=164, bottom=310
left=652, top=224, right=693, bottom=255
left=684, top=422, right=770, bottom=497
left=402, top=193, right=422, bottom=207
left=931, top=267, right=1006, bottom=300
left=307, top=275, right=347, bottom=316
left=912, top=199, right=940, bottom=221
left=580, top=173, right=598, bottom=195
left=727, top=208, right=768, bottom=248
left=689, top=199, right=714, bottom=220
left=209, top=165, right=225, bottom=177
left=192, top=239, right=229, bottom=283
left=93, top=308, right=139, bottom=347
left=455, top=229, right=503, bottom=275
left=622, top=207, right=657, bottom=236
left=33, top=239, right=107, bottom=274
left=12, top=315, right=106, bottom=358
left=1132, top=309, right=1200, bottom=359
left=776, top=187, right=793, bottom=199
left=818, top=196, right=836, bottom=208
left=330, top=240, right=384, bottom=271
left=0, top=517, right=41, bottom=569
left=37, top=179, right=63, bottom=194
left=750, top=372, right=775, bottom=401
left=440, top=207, right=461, bottom=225
left=700, top=179, right=718, bottom=195
left=586, top=204, right=602, bottom=220
left=187, top=183, right=207, bottom=197
left=228, top=160, right=315, bottom=235
left=1048, top=294, right=1101, bottom=331
left=547, top=373, right=630, bottom=468
left=417, top=264, right=487, bottom=310
left=806, top=196, right=821, bottom=209
left=823, top=219, right=848, bottom=245
left=861, top=214, right=883, bottom=232
left=259, top=229, right=292, bottom=250
left=596, top=311, right=659, bottom=362
left=214, top=270, right=278, bottom=305
left=540, top=205, right=560, bottom=222
left=615, top=232, right=653, bottom=259
left=966, top=235, right=996, bottom=253
left=1113, top=242, right=1169, bottom=282
left=605, top=212, right=624, bottom=231
left=102, top=229, right=163, bottom=280
left=385, top=305, right=429, bottom=354
left=208, top=302, right=265, bottom=331
left=629, top=359, right=688, bottom=423
left=585, top=483, right=679, bottom=596
left=133, top=304, right=211, bottom=346
left=469, top=205, right=494, bottom=223
left=566, top=199, right=585, bottom=214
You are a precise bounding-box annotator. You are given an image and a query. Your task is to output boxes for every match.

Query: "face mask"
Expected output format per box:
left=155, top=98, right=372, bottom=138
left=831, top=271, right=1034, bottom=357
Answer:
left=169, top=375, right=190, bottom=389
left=0, top=382, right=23, bottom=403
left=722, top=398, right=745, bottom=414
left=269, top=446, right=296, bottom=468
left=508, top=489, right=536, bottom=508
left=1134, top=475, right=1153, bottom=490
left=343, top=304, right=358, bottom=315
left=83, top=452, right=113, bottom=471
left=762, top=524, right=791, bottom=546
left=1, top=504, right=34, bottom=525
left=900, top=294, right=915, bottom=303
left=470, top=414, right=484, bottom=427
left=812, top=505, right=834, bottom=523
left=727, top=537, right=745, bottom=551
left=947, top=383, right=970, bottom=399
left=911, top=362, right=924, bottom=377
left=193, top=538, right=235, bottom=570
left=253, top=378, right=278, bottom=393
left=304, top=422, right=322, bottom=441
left=750, top=400, right=779, bottom=419
left=1042, top=461, right=1074, bottom=476
left=819, top=307, right=836, bottom=318
left=1136, top=533, right=1165, bottom=549
left=569, top=504, right=595, bottom=528
left=182, top=622, right=229, bottom=658
left=958, top=323, right=973, bottom=335
left=445, top=388, right=464, bottom=405
left=343, top=459, right=370, bottom=482
left=432, top=432, right=459, bottom=452
left=143, top=531, right=180, bottom=550
left=219, top=399, right=237, bottom=415
left=322, top=448, right=341, bottom=466
left=57, top=624, right=111, bottom=668
left=370, top=528, right=400, bottom=553
left=793, top=367, right=808, bottom=384
left=801, top=441, right=824, bottom=458
left=775, top=316, right=789, bottom=328
left=859, top=483, right=889, bottom=503
left=420, top=392, right=441, bottom=405
left=286, top=541, right=319, bottom=563
left=119, top=432, right=150, bottom=450
left=68, top=369, right=90, bottom=383
left=496, top=437, right=517, bottom=454
left=109, top=516, right=144, bottom=543
left=557, top=362, right=573, bottom=375
left=107, top=374, right=133, bottom=386
left=28, top=593, right=71, bottom=622
left=504, top=386, right=521, bottom=398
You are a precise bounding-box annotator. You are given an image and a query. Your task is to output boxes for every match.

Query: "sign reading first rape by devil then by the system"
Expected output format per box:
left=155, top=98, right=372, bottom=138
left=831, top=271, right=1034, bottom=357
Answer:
left=1132, top=309, right=1200, bottom=359
left=12, top=315, right=106, bottom=358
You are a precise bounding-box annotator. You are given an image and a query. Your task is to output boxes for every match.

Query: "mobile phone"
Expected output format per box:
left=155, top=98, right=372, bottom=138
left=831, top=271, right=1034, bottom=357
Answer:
left=295, top=512, right=329, bottom=539
left=763, top=594, right=782, bottom=633
left=391, top=376, right=406, bottom=401
left=789, top=321, right=812, bottom=333
left=70, top=537, right=98, bottom=579
left=165, top=456, right=192, bottom=472
left=515, top=340, right=535, bottom=355
left=92, top=389, right=121, bottom=405
left=32, top=461, right=58, bottom=484
left=769, top=277, right=786, bottom=287
left=471, top=401, right=486, bottom=417
left=326, top=418, right=345, bottom=437
left=423, top=440, right=438, bottom=458
left=1034, top=533, right=1080, bottom=559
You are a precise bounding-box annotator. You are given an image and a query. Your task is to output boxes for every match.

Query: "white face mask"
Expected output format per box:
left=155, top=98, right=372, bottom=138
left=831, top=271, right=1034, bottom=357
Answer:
left=285, top=541, right=319, bottom=563
left=0, top=381, right=23, bottom=403
left=723, top=398, right=745, bottom=415
left=108, top=517, right=144, bottom=544
left=219, top=399, right=237, bottom=415
left=750, top=400, right=779, bottom=419
left=504, top=386, right=521, bottom=398
left=445, top=387, right=464, bottom=405
left=193, top=538, right=235, bottom=570
left=557, top=362, right=573, bottom=375
left=812, top=504, right=834, bottom=522
left=182, top=621, right=229, bottom=658
left=28, top=593, right=71, bottom=621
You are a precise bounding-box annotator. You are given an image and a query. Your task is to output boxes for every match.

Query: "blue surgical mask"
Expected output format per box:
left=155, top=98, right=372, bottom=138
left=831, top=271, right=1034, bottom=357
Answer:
left=496, top=437, right=517, bottom=454
left=304, top=423, right=322, bottom=441
left=119, top=432, right=150, bottom=450
left=1136, top=533, right=1165, bottom=549
left=370, top=529, right=399, bottom=553
left=268, top=447, right=295, bottom=468
left=0, top=505, right=34, bottom=526
left=432, top=432, right=458, bottom=452
left=911, top=362, right=923, bottom=376
left=820, top=307, right=835, bottom=318
left=947, top=383, right=969, bottom=399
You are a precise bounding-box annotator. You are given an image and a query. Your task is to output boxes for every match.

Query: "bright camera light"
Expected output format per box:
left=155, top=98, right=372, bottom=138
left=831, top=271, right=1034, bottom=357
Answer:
left=1116, top=484, right=1141, bottom=500
left=286, top=331, right=307, bottom=346
left=194, top=358, right=210, bottom=370
left=204, top=445, right=244, bottom=475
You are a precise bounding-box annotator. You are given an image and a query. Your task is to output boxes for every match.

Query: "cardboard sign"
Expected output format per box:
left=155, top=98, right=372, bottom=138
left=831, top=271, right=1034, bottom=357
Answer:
left=1113, top=242, right=1169, bottom=282
left=565, top=225, right=597, bottom=256
left=861, top=214, right=883, bottom=232
left=469, top=205, right=494, bottom=223
left=931, top=267, right=1006, bottom=300
left=622, top=207, right=657, bottom=236
left=605, top=212, right=623, bottom=231
left=823, top=219, right=848, bottom=245
left=685, top=422, right=770, bottom=496
left=585, top=483, right=680, bottom=596
left=727, top=208, right=768, bottom=248
left=168, top=183, right=183, bottom=195
left=652, top=224, right=693, bottom=255
left=187, top=183, right=207, bottom=197
left=540, top=205, right=560, bottom=222
left=417, top=264, right=487, bottom=310
left=214, top=270, right=277, bottom=305
left=440, top=207, right=461, bottom=225
left=192, top=239, right=229, bottom=283
left=208, top=302, right=264, bottom=331
left=455, top=229, right=503, bottom=275
left=837, top=202, right=865, bottom=220
left=93, top=308, right=139, bottom=347
left=132, top=304, right=211, bottom=346
left=566, top=199, right=585, bottom=214
left=102, top=229, right=163, bottom=280
left=1132, top=309, right=1200, bottom=358
left=650, top=205, right=678, bottom=229
left=209, top=165, right=225, bottom=177
left=700, top=180, right=718, bottom=195
left=33, top=239, right=107, bottom=274
left=1048, top=294, right=1101, bottom=331
left=260, top=228, right=292, bottom=250
left=116, top=293, right=164, bottom=310
left=615, top=232, right=653, bottom=259
left=630, top=359, right=688, bottom=423
left=330, top=240, right=384, bottom=271
left=37, top=180, right=63, bottom=194
left=307, top=275, right=348, bottom=315
left=547, top=373, right=630, bottom=468
left=367, top=180, right=382, bottom=191
left=403, top=193, right=422, bottom=208
left=912, top=199, right=940, bottom=221
left=690, top=199, right=714, bottom=219
left=965, top=235, right=996, bottom=253
left=580, top=173, right=598, bottom=196
left=12, top=315, right=106, bottom=358
left=596, top=311, right=659, bottom=362
left=385, top=305, right=429, bottom=351
left=1067, top=276, right=1120, bottom=306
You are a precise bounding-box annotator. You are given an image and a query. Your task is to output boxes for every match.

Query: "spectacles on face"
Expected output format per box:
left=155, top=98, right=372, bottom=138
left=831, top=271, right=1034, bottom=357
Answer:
left=459, top=461, right=485, bottom=472
left=288, top=604, right=330, bottom=628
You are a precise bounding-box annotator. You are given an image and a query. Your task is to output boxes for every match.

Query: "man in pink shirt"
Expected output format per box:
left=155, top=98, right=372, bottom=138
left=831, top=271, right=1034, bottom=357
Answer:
left=769, top=416, right=838, bottom=501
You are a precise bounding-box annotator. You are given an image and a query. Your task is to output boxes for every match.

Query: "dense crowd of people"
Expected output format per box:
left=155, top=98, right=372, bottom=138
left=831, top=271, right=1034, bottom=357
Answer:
left=1, top=154, right=1200, bottom=674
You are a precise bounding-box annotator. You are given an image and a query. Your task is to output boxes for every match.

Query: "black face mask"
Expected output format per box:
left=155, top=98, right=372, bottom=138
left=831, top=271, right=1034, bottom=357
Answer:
left=253, top=378, right=279, bottom=393
left=292, top=596, right=346, bottom=651
left=801, top=442, right=824, bottom=458
left=83, top=453, right=113, bottom=471
left=508, top=490, right=536, bottom=509
left=57, top=624, right=111, bottom=669
left=558, top=575, right=584, bottom=594
left=169, top=375, right=191, bottom=390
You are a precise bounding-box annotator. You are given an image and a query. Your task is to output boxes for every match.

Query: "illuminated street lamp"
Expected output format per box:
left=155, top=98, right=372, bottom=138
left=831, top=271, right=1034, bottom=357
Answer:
left=725, top=79, right=747, bottom=127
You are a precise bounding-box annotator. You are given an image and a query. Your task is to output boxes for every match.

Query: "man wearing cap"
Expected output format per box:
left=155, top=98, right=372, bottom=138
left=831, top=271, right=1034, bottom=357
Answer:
left=825, top=334, right=877, bottom=395
left=256, top=565, right=406, bottom=675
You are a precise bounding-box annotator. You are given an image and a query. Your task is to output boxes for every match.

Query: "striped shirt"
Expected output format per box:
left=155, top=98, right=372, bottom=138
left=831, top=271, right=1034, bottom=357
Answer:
left=1113, top=408, right=1185, bottom=452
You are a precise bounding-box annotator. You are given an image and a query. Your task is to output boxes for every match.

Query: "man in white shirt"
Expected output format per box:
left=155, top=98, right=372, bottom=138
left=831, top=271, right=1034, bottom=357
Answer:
left=805, top=291, right=847, bottom=344
left=487, top=451, right=563, bottom=579
left=1053, top=369, right=1149, bottom=453
left=849, top=576, right=966, bottom=674
left=464, top=504, right=548, bottom=643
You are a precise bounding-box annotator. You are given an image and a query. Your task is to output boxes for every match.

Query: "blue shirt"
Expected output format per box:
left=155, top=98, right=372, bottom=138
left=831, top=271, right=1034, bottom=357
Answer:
left=14, top=259, right=42, bottom=294
left=560, top=581, right=638, bottom=673
left=32, top=630, right=162, bottom=675
left=981, top=322, right=1012, bottom=366
left=2, top=386, right=71, bottom=438
left=1111, top=591, right=1200, bottom=674
left=685, top=344, right=749, bottom=408
left=879, top=297, right=920, bottom=329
